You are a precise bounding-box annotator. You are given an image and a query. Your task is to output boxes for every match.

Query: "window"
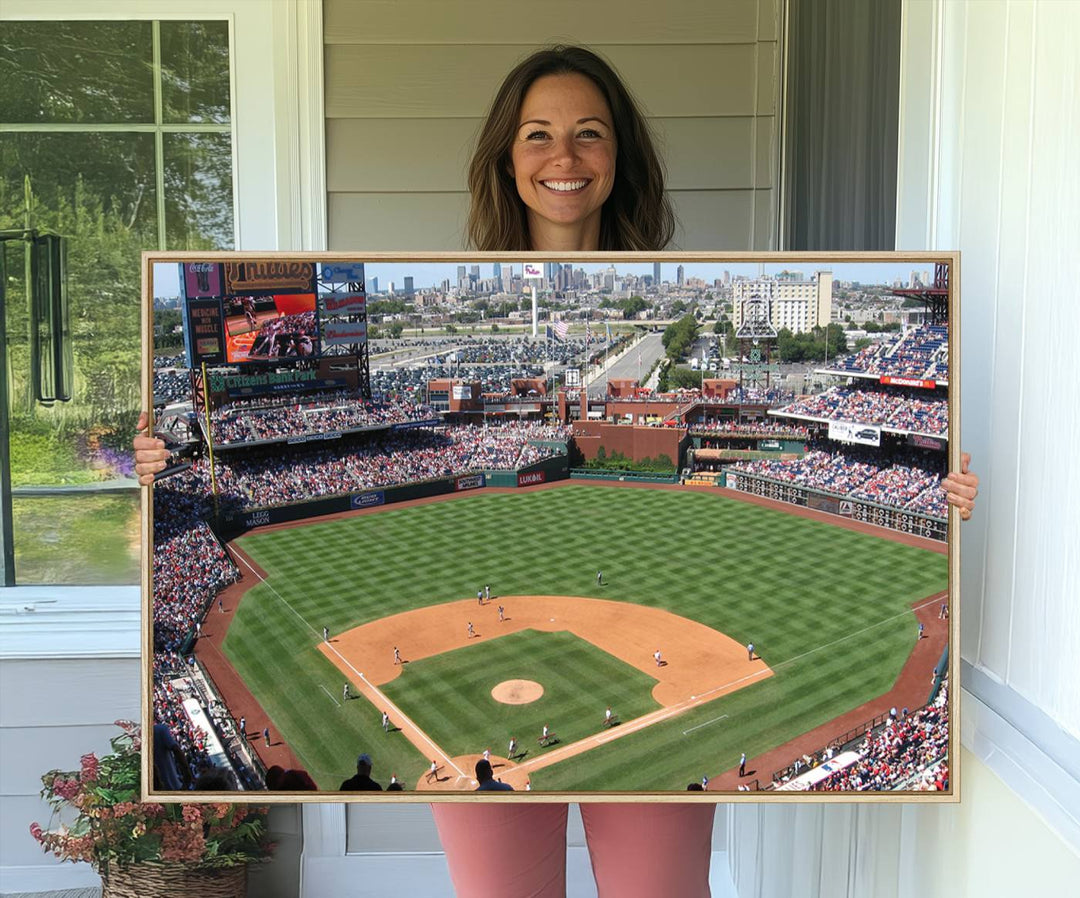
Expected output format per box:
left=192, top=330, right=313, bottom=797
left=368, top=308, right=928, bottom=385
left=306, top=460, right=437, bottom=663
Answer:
left=1, top=19, right=234, bottom=584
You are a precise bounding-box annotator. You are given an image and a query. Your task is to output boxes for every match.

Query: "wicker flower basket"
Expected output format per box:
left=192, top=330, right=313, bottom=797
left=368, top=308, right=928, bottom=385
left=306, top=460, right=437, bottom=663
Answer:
left=101, top=862, right=247, bottom=898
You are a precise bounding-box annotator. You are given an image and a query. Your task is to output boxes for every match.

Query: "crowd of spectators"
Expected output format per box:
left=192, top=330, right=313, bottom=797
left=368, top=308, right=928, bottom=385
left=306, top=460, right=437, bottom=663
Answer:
left=211, top=422, right=570, bottom=508
left=725, top=386, right=796, bottom=405
left=774, top=385, right=948, bottom=436
left=729, top=448, right=948, bottom=517
left=153, top=669, right=212, bottom=785
left=810, top=683, right=949, bottom=792
left=691, top=420, right=810, bottom=439
left=207, top=390, right=438, bottom=446
left=830, top=324, right=949, bottom=380
left=153, top=364, right=192, bottom=407
left=152, top=477, right=241, bottom=652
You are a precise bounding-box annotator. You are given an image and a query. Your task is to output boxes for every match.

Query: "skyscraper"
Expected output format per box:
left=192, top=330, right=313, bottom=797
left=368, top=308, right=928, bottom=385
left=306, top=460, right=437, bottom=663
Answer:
left=403, top=276, right=414, bottom=294
left=493, top=262, right=502, bottom=279
left=677, top=264, right=685, bottom=286
left=653, top=261, right=661, bottom=284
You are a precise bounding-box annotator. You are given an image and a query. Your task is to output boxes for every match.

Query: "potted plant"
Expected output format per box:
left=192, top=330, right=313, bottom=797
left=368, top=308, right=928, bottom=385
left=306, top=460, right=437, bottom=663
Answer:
left=30, top=720, right=273, bottom=897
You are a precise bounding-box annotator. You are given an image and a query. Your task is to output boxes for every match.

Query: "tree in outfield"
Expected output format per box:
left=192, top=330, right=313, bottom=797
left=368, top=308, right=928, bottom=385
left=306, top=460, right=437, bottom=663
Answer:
left=661, top=314, right=700, bottom=362
left=774, top=324, right=848, bottom=363
left=621, top=295, right=648, bottom=319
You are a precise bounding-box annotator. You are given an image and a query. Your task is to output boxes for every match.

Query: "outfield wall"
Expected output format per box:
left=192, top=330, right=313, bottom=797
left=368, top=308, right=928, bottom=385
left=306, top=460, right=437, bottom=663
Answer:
left=215, top=452, right=570, bottom=538
left=725, top=471, right=947, bottom=541
left=216, top=472, right=486, bottom=538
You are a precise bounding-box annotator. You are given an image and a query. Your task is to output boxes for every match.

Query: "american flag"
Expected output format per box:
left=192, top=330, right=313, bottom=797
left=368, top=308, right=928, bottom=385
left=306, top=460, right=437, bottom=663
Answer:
left=553, top=319, right=570, bottom=340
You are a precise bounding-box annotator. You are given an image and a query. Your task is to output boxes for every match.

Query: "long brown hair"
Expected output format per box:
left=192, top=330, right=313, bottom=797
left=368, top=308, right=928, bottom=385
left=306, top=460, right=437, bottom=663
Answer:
left=467, top=46, right=675, bottom=252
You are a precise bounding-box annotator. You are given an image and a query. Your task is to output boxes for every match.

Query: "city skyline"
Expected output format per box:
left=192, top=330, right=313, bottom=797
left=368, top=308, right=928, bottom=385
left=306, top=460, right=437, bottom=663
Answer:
left=152, top=260, right=940, bottom=299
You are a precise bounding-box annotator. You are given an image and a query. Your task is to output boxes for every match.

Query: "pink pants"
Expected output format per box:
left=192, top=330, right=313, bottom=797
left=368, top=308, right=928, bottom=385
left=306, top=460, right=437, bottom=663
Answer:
left=431, top=802, right=715, bottom=898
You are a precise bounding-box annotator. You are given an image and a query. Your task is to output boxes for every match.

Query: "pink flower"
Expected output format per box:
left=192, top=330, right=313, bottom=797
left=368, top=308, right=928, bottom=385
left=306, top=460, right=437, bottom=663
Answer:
left=80, top=753, right=99, bottom=782
left=29, top=822, right=44, bottom=842
left=52, top=777, right=80, bottom=801
left=181, top=805, right=202, bottom=824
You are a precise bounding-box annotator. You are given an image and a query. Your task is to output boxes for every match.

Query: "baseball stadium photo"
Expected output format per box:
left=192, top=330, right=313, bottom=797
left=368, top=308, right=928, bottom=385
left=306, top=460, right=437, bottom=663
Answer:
left=145, top=252, right=956, bottom=799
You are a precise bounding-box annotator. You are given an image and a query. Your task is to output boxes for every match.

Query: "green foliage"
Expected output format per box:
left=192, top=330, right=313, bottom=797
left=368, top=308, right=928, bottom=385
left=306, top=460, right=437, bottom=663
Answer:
left=775, top=324, right=848, bottom=362
left=661, top=314, right=699, bottom=361
left=368, top=299, right=408, bottom=317
left=584, top=451, right=675, bottom=473
left=665, top=366, right=705, bottom=391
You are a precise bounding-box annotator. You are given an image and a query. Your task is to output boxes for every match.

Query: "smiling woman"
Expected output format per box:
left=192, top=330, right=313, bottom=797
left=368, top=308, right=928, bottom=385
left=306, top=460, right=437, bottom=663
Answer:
left=466, top=45, right=675, bottom=252
left=509, top=73, right=617, bottom=251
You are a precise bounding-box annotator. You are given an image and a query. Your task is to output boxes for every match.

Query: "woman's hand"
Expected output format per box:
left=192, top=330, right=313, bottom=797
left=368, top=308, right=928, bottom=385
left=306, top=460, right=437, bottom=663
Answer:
left=134, top=411, right=169, bottom=486
left=943, top=451, right=979, bottom=521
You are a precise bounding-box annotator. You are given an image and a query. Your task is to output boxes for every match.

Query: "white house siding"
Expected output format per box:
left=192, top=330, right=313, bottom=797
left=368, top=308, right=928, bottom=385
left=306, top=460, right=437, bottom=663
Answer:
left=323, top=0, right=782, bottom=250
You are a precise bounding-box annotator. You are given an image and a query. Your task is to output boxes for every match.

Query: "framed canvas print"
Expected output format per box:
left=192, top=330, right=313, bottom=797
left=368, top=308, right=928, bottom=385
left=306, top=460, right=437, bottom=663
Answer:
left=142, top=251, right=958, bottom=803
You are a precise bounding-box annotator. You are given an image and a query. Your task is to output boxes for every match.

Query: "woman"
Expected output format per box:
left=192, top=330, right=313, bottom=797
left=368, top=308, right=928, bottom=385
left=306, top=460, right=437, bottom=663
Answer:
left=136, top=45, right=979, bottom=898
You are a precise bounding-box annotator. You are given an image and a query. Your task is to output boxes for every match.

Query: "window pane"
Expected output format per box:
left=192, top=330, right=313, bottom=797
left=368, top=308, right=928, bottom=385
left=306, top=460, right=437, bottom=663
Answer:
left=2, top=132, right=153, bottom=583
left=12, top=494, right=140, bottom=585
left=164, top=133, right=235, bottom=250
left=0, top=22, right=154, bottom=124
left=160, top=20, right=232, bottom=124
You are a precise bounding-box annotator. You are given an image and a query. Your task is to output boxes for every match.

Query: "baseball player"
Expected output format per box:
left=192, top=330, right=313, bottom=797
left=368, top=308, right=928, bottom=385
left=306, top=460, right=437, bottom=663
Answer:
left=485, top=584, right=491, bottom=601
left=393, top=646, right=401, bottom=665
left=343, top=683, right=350, bottom=701
left=477, top=588, right=484, bottom=605
left=239, top=716, right=246, bottom=736
left=498, top=604, right=505, bottom=622
left=263, top=726, right=271, bottom=747
left=382, top=711, right=390, bottom=733
left=596, top=569, right=603, bottom=585
left=508, top=736, right=517, bottom=758
left=747, top=642, right=755, bottom=661
left=323, top=626, right=329, bottom=642
left=483, top=748, right=491, bottom=763
left=739, top=752, right=746, bottom=777
left=426, top=760, right=438, bottom=783
left=654, top=649, right=662, bottom=667
left=467, top=621, right=475, bottom=639
left=604, top=706, right=613, bottom=727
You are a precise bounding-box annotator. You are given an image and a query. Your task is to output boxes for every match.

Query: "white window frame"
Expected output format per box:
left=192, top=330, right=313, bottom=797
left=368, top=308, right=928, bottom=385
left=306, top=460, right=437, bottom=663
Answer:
left=0, top=0, right=326, bottom=647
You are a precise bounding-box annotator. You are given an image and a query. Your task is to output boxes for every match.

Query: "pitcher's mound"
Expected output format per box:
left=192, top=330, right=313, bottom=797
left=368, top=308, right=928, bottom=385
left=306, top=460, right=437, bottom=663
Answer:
left=492, top=679, right=543, bottom=704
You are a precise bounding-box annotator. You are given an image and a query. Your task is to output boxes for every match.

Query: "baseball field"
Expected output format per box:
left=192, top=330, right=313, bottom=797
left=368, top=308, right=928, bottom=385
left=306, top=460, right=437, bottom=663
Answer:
left=218, top=482, right=948, bottom=792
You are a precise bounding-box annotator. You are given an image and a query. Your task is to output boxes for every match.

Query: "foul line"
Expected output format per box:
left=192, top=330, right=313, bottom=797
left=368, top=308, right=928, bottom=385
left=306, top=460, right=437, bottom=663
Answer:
left=683, top=714, right=728, bottom=736
left=319, top=684, right=341, bottom=707
left=232, top=551, right=465, bottom=779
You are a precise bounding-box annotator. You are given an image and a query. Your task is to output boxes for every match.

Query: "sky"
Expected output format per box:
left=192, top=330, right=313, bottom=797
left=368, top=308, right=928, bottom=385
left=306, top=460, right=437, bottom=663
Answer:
left=152, top=259, right=936, bottom=299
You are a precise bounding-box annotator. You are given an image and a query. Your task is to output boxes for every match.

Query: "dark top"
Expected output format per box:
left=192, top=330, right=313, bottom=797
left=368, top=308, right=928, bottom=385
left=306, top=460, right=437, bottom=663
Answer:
left=476, top=779, right=514, bottom=791
left=340, top=773, right=383, bottom=791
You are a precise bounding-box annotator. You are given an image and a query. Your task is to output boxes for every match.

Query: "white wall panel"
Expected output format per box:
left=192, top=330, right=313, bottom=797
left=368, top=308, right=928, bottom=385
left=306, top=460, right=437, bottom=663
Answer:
left=329, top=192, right=469, bottom=250
left=325, top=44, right=760, bottom=120
left=1007, top=2, right=1080, bottom=724
left=324, top=0, right=782, bottom=251
left=324, top=0, right=763, bottom=46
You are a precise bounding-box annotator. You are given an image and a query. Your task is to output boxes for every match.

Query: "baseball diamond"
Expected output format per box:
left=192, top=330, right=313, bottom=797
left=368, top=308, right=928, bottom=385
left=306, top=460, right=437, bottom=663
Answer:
left=209, top=482, right=948, bottom=791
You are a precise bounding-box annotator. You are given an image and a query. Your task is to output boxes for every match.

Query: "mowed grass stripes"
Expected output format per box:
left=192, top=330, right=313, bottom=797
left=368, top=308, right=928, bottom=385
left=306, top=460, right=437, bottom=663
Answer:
left=221, top=484, right=948, bottom=790
left=382, top=630, right=661, bottom=760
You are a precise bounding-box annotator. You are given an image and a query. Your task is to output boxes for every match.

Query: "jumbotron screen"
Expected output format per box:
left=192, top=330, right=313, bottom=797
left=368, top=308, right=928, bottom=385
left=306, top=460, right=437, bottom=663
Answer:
left=224, top=293, right=319, bottom=363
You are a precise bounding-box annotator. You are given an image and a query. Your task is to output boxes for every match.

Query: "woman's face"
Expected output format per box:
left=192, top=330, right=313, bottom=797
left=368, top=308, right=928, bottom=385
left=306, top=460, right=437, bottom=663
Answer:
left=509, top=73, right=617, bottom=251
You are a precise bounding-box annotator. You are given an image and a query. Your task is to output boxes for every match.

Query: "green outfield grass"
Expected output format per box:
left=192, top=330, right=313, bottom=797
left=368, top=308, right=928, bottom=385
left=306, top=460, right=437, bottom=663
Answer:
left=381, top=629, right=661, bottom=761
left=220, top=484, right=948, bottom=790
